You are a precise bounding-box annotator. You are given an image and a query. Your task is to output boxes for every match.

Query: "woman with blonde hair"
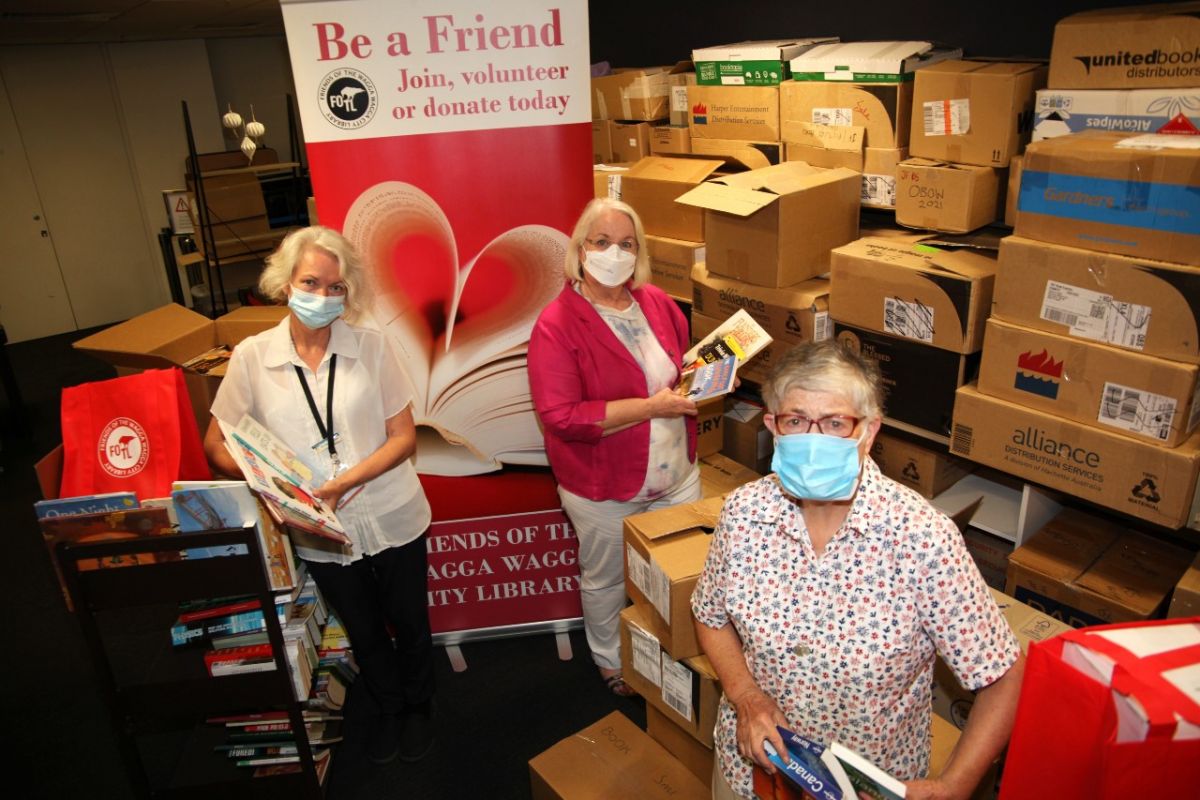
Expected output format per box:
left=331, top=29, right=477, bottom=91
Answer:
left=528, top=198, right=700, bottom=696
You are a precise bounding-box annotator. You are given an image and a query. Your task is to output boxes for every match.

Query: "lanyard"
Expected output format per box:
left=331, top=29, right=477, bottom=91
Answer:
left=294, top=354, right=338, bottom=462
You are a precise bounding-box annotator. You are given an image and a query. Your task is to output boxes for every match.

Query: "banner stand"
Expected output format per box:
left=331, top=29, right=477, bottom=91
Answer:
left=435, top=618, right=582, bottom=672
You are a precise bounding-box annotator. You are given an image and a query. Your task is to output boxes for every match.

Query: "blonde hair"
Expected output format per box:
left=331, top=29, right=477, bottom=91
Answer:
left=563, top=197, right=651, bottom=288
left=763, top=340, right=885, bottom=420
left=259, top=226, right=371, bottom=323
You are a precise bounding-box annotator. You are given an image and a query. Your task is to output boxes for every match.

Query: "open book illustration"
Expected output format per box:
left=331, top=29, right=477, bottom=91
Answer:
left=683, top=308, right=772, bottom=370
left=343, top=181, right=568, bottom=476
left=766, top=726, right=906, bottom=800
left=219, top=415, right=350, bottom=546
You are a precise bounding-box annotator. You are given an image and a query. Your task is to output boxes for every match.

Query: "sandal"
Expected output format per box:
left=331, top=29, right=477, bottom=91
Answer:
left=602, top=671, right=637, bottom=698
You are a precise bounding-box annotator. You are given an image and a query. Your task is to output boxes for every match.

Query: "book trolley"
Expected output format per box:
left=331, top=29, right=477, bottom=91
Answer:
left=58, top=528, right=324, bottom=799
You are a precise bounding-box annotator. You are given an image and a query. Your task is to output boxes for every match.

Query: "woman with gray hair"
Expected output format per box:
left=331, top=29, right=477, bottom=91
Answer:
left=204, top=225, right=436, bottom=766
left=528, top=198, right=700, bottom=696
left=692, top=339, right=1024, bottom=800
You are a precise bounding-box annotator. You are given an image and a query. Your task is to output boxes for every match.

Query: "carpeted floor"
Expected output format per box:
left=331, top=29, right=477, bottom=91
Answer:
left=0, top=326, right=644, bottom=799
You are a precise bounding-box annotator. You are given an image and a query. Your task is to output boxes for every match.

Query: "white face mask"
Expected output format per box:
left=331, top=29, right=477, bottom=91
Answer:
left=582, top=244, right=636, bottom=287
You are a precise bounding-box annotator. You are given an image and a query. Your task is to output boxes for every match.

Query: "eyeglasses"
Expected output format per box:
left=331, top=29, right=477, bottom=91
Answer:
left=771, top=413, right=861, bottom=438
left=584, top=236, right=638, bottom=253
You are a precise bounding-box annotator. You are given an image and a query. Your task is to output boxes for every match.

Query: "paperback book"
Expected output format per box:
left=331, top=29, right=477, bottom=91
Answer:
left=761, top=727, right=906, bottom=800
left=683, top=308, right=772, bottom=371
left=677, top=354, right=739, bottom=402
left=33, top=491, right=138, bottom=519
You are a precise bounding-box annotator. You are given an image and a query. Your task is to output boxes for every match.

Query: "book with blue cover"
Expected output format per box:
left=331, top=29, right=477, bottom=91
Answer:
left=34, top=492, right=138, bottom=520
left=763, top=727, right=844, bottom=800
left=677, top=354, right=738, bottom=402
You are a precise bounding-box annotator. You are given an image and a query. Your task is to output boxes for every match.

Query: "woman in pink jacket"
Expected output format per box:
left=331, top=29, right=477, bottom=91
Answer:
left=528, top=198, right=700, bottom=696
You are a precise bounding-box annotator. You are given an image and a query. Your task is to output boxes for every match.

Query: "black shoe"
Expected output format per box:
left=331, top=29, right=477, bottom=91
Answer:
left=367, top=713, right=400, bottom=765
left=398, top=708, right=434, bottom=763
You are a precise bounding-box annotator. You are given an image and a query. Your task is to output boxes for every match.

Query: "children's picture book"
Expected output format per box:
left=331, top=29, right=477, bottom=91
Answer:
left=219, top=415, right=350, bottom=546
left=683, top=308, right=773, bottom=371
left=33, top=492, right=138, bottom=519
left=677, top=354, right=738, bottom=402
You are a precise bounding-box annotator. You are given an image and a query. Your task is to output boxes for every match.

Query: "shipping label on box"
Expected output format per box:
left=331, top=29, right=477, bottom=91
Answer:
left=676, top=161, right=860, bottom=288
left=789, top=41, right=963, bottom=83
left=895, top=158, right=1002, bottom=234
left=951, top=382, right=1200, bottom=529
left=978, top=317, right=1200, bottom=447
left=830, top=237, right=998, bottom=353
left=688, top=138, right=781, bottom=171
left=837, top=324, right=980, bottom=437
left=780, top=80, right=913, bottom=148
left=1048, top=5, right=1200, bottom=90
left=692, top=38, right=837, bottom=86
left=687, top=85, right=781, bottom=142
left=1033, top=88, right=1200, bottom=142
left=870, top=430, right=974, bottom=498
left=593, top=164, right=630, bottom=200
left=623, top=497, right=724, bottom=660
left=670, top=70, right=697, bottom=126
left=646, top=234, right=704, bottom=301
left=1015, top=131, right=1200, bottom=266
left=993, top=236, right=1200, bottom=363
left=909, top=60, right=1046, bottom=168
left=691, top=262, right=830, bottom=383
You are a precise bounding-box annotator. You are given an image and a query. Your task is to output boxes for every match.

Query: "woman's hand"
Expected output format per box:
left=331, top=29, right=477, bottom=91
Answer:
left=732, top=687, right=790, bottom=772
left=313, top=477, right=348, bottom=511
left=647, top=387, right=699, bottom=419
left=902, top=778, right=960, bottom=800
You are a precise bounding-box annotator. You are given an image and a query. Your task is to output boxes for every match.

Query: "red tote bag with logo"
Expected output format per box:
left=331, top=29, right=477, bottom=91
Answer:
left=59, top=367, right=210, bottom=500
left=999, top=618, right=1200, bottom=800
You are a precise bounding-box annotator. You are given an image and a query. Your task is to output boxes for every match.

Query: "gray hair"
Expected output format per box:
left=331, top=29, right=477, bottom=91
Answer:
left=258, top=226, right=371, bottom=323
left=564, top=197, right=651, bottom=288
left=763, top=339, right=885, bottom=420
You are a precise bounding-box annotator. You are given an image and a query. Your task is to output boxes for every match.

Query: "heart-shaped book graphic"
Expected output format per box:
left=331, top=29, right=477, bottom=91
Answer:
left=344, top=181, right=567, bottom=476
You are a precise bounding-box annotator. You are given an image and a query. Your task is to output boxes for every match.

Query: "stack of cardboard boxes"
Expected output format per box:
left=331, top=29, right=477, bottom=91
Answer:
left=591, top=65, right=682, bottom=165
left=783, top=41, right=960, bottom=211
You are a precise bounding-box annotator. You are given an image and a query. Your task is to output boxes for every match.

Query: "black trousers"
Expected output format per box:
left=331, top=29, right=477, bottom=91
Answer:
left=306, top=533, right=434, bottom=715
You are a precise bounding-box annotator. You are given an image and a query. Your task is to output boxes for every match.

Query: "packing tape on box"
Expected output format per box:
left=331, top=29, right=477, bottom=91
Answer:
left=621, top=78, right=669, bottom=120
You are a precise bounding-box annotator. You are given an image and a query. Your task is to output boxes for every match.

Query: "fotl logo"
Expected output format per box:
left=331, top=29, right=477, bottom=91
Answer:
left=318, top=68, right=378, bottom=129
left=1014, top=349, right=1064, bottom=400
left=692, top=102, right=707, bottom=125
left=98, top=417, right=150, bottom=478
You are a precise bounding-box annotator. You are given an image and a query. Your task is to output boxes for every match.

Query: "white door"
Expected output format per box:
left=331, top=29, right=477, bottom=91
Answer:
left=0, top=71, right=77, bottom=342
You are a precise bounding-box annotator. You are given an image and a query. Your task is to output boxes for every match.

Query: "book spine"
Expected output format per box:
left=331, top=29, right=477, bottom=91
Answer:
left=179, top=599, right=261, bottom=623
left=208, top=660, right=276, bottom=677
left=171, top=610, right=266, bottom=647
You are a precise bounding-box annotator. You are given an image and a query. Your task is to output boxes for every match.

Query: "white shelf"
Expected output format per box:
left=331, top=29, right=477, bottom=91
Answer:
left=932, top=471, right=1063, bottom=546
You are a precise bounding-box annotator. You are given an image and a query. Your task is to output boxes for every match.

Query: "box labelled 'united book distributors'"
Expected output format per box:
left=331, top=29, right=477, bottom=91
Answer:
left=1048, top=4, right=1200, bottom=90
left=951, top=383, right=1200, bottom=529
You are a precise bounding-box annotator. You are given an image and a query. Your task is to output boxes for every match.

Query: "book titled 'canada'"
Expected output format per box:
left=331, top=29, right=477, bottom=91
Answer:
left=759, top=726, right=906, bottom=800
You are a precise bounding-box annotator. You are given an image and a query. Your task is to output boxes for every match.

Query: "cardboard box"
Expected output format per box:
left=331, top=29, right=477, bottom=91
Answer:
left=1015, top=130, right=1200, bottom=266
left=1005, top=508, right=1190, bottom=626
left=620, top=604, right=721, bottom=746
left=785, top=145, right=907, bottom=210
left=894, top=158, right=1002, bottom=233
left=686, top=85, right=780, bottom=142
left=692, top=38, right=837, bottom=86
left=837, top=324, right=981, bottom=437
left=623, top=496, right=724, bottom=660
left=830, top=237, right=998, bottom=353
left=620, top=156, right=724, bottom=242
left=690, top=263, right=831, bottom=384
left=650, top=124, right=691, bottom=155
left=677, top=162, right=860, bottom=287
left=645, top=706, right=713, bottom=788
left=73, top=303, right=288, bottom=432
left=593, top=164, right=630, bottom=200
left=1048, top=4, right=1200, bottom=90
left=780, top=79, right=913, bottom=148
left=933, top=587, right=1072, bottom=729
left=1032, top=87, right=1200, bottom=142
left=950, top=382, right=1200, bottom=529
left=723, top=400, right=773, bottom=474
left=992, top=236, right=1200, bottom=364
left=929, top=714, right=1000, bottom=800
left=591, top=67, right=674, bottom=121
left=669, top=70, right=696, bottom=126
left=698, top=452, right=762, bottom=499
left=611, top=121, right=653, bottom=163
left=592, top=119, right=615, bottom=163
left=961, top=526, right=1014, bottom=591
left=977, top=317, right=1200, bottom=447
left=789, top=41, right=963, bottom=83
left=688, top=138, right=781, bottom=171
left=646, top=234, right=704, bottom=301
left=1168, top=550, right=1200, bottom=618
left=1004, top=154, right=1022, bottom=227
left=528, top=711, right=709, bottom=800
left=696, top=397, right=724, bottom=458
left=870, top=430, right=974, bottom=498
left=909, top=60, right=1046, bottom=168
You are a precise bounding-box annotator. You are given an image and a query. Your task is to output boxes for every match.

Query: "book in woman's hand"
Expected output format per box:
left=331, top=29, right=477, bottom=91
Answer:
left=683, top=308, right=773, bottom=371
left=677, top=354, right=739, bottom=402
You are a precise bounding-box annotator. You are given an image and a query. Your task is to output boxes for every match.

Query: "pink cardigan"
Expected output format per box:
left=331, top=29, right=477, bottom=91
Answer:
left=528, top=282, right=698, bottom=502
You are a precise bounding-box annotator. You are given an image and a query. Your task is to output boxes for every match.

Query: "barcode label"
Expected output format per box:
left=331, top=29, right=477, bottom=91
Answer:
left=660, top=653, right=694, bottom=721
left=625, top=544, right=650, bottom=598
left=862, top=173, right=897, bottom=207
left=951, top=423, right=973, bottom=455
left=1040, top=281, right=1151, bottom=349
left=606, top=174, right=622, bottom=199
left=1098, top=382, right=1176, bottom=440
left=811, top=107, right=853, bottom=126
left=923, top=98, right=970, bottom=136
left=883, top=297, right=934, bottom=343
left=628, top=623, right=663, bottom=687
left=814, top=311, right=830, bottom=342
left=671, top=85, right=689, bottom=113
left=649, top=559, right=672, bottom=622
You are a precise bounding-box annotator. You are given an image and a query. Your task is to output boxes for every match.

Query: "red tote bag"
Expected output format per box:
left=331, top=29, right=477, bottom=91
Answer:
left=999, top=618, right=1200, bottom=800
left=60, top=367, right=211, bottom=500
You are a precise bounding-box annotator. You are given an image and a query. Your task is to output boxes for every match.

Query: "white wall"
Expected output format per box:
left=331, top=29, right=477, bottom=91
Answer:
left=206, top=37, right=302, bottom=161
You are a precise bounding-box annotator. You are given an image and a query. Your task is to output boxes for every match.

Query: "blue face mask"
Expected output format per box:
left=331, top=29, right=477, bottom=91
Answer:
left=771, top=428, right=865, bottom=502
left=288, top=286, right=345, bottom=329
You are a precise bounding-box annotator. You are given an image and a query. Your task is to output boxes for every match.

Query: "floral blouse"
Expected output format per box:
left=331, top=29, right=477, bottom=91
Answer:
left=691, top=458, right=1020, bottom=798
